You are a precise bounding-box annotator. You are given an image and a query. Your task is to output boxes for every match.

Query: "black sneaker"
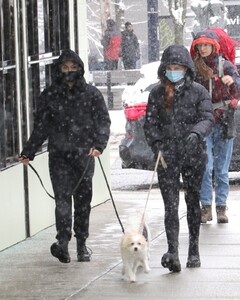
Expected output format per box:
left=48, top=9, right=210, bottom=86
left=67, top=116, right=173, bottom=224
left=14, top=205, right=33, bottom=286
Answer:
left=77, top=244, right=91, bottom=262
left=50, top=242, right=71, bottom=263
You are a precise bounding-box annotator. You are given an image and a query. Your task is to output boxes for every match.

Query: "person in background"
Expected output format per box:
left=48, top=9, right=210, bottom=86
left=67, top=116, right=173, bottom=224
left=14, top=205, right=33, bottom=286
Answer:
left=88, top=52, right=104, bottom=71
left=101, top=19, right=121, bottom=71
left=120, top=22, right=140, bottom=70
left=19, top=49, right=111, bottom=264
left=190, top=30, right=240, bottom=224
left=144, top=45, right=214, bottom=272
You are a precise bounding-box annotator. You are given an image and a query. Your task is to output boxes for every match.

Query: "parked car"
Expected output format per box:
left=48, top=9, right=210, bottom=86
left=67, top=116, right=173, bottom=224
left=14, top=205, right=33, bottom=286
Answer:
left=119, top=61, right=240, bottom=172
left=121, top=61, right=160, bottom=107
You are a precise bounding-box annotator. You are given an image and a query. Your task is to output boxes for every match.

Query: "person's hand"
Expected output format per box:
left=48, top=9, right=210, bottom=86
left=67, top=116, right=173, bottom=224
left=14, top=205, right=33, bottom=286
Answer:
left=228, top=98, right=239, bottom=109
left=151, top=142, right=167, bottom=168
left=186, top=133, right=199, bottom=149
left=88, top=148, right=101, bottom=157
left=221, top=75, right=234, bottom=87
left=19, top=155, right=30, bottom=165
left=151, top=141, right=162, bottom=155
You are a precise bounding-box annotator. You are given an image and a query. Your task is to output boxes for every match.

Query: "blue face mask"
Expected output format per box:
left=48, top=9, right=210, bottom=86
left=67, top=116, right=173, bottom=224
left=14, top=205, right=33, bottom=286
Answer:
left=165, top=70, right=185, bottom=83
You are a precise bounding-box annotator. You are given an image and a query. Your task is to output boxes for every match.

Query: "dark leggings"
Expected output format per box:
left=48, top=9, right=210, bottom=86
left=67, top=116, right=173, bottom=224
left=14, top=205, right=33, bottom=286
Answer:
left=157, top=162, right=204, bottom=253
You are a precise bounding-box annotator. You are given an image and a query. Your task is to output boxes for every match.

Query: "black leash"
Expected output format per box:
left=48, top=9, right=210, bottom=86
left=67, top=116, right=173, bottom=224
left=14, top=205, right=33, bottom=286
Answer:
left=71, top=156, right=91, bottom=194
left=28, top=163, right=55, bottom=200
left=28, top=156, right=125, bottom=234
left=28, top=156, right=92, bottom=200
left=97, top=157, right=125, bottom=234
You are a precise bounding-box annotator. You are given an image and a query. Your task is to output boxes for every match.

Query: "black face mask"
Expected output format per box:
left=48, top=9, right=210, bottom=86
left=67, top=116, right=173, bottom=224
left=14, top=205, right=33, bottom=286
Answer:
left=62, top=71, right=81, bottom=82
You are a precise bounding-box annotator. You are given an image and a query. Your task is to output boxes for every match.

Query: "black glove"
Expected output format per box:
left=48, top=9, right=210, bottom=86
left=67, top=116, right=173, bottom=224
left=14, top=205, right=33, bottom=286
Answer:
left=186, top=133, right=199, bottom=150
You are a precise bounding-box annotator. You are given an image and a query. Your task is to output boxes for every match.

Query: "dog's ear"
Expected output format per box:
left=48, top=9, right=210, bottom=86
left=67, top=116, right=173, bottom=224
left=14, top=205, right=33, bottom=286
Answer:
left=142, top=225, right=148, bottom=241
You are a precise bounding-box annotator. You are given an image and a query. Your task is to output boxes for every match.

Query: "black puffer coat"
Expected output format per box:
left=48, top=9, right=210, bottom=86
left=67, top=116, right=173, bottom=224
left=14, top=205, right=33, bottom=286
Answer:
left=144, top=45, right=214, bottom=166
left=21, top=50, right=111, bottom=160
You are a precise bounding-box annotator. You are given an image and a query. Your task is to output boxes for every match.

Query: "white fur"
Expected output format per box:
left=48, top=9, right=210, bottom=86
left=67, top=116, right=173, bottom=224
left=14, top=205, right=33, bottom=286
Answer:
left=120, top=212, right=151, bottom=282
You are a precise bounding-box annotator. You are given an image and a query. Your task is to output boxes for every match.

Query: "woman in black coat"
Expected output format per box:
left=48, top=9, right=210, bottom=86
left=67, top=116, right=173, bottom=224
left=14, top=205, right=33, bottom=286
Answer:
left=144, top=45, right=214, bottom=272
left=19, top=50, right=111, bottom=263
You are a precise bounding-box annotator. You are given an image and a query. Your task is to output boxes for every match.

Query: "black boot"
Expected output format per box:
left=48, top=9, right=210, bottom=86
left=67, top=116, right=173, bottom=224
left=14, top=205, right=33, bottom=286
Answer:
left=186, top=191, right=201, bottom=268
left=50, top=240, right=70, bottom=263
left=161, top=251, right=181, bottom=272
left=186, top=239, right=201, bottom=268
left=161, top=211, right=181, bottom=272
left=77, top=239, right=91, bottom=262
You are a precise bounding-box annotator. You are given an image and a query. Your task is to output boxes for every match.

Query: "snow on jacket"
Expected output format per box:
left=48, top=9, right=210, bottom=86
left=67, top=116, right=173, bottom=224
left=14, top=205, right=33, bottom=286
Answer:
left=144, top=45, right=214, bottom=166
left=21, top=50, right=111, bottom=160
left=101, top=19, right=121, bottom=61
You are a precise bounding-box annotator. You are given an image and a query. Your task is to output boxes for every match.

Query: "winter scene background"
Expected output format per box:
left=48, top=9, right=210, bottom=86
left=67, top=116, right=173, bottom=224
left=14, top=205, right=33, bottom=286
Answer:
left=87, top=0, right=240, bottom=68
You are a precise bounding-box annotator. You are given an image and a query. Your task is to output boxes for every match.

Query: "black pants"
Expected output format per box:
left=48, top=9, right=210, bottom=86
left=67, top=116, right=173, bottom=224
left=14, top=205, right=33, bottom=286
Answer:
left=104, top=59, right=118, bottom=70
left=123, top=59, right=137, bottom=70
left=157, top=160, right=205, bottom=253
left=49, top=150, right=94, bottom=242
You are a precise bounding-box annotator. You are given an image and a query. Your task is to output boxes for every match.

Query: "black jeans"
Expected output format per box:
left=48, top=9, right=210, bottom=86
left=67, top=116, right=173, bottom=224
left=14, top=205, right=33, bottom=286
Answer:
left=49, top=150, right=94, bottom=242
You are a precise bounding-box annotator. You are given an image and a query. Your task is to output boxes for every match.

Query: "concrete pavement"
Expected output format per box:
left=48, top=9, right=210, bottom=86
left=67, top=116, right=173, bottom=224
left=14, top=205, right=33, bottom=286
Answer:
left=0, top=185, right=240, bottom=299
left=1, top=110, right=240, bottom=299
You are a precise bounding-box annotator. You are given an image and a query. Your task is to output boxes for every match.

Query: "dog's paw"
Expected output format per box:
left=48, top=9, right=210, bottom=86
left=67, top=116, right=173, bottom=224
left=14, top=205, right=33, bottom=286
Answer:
left=130, top=277, right=136, bottom=283
left=144, top=267, right=151, bottom=273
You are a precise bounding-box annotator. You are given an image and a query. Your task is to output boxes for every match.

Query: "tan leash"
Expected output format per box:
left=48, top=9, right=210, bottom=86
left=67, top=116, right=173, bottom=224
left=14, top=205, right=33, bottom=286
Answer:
left=139, top=150, right=167, bottom=233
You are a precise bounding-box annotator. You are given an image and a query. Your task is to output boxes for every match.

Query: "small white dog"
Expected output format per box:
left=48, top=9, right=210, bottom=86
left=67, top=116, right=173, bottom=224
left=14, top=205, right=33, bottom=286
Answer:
left=120, top=212, right=151, bottom=282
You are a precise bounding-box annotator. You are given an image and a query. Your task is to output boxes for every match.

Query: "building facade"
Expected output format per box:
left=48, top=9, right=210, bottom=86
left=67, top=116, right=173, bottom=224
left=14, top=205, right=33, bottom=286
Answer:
left=0, top=0, right=110, bottom=251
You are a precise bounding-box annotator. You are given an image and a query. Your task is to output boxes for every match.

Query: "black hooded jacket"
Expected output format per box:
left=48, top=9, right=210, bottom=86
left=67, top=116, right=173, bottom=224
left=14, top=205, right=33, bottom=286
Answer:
left=121, top=29, right=140, bottom=62
left=21, top=50, right=111, bottom=160
left=144, top=45, right=214, bottom=165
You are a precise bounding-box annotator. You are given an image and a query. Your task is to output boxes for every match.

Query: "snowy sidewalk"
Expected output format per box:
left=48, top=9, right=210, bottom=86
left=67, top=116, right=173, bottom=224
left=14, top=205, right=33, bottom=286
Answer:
left=0, top=187, right=240, bottom=299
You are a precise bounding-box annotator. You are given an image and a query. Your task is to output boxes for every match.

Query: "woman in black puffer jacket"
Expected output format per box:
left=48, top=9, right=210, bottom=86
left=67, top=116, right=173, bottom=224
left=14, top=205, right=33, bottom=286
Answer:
left=144, top=45, right=214, bottom=273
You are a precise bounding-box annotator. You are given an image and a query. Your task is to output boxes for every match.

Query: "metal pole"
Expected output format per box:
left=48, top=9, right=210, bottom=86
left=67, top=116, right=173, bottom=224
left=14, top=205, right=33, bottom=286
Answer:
left=107, top=71, right=113, bottom=109
left=68, top=0, right=75, bottom=51
left=19, top=0, right=30, bottom=238
left=147, top=0, right=159, bottom=62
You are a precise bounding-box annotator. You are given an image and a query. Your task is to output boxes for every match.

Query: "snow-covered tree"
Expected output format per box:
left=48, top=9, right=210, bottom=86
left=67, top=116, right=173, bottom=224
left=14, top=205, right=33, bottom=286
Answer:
left=87, top=0, right=125, bottom=62
left=191, top=0, right=228, bottom=35
left=164, top=0, right=188, bottom=44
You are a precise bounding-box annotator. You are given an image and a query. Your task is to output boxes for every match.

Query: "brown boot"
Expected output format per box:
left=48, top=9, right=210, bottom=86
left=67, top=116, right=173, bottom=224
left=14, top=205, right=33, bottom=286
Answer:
left=200, top=205, right=212, bottom=223
left=216, top=206, right=228, bottom=223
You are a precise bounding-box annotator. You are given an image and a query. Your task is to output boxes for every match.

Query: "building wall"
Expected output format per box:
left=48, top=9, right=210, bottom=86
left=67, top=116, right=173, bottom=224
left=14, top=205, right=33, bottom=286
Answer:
left=0, top=0, right=111, bottom=252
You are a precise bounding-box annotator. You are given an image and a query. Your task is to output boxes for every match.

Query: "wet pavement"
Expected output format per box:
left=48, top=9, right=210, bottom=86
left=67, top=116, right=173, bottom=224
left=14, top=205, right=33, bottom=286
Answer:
left=1, top=110, right=240, bottom=299
left=1, top=184, right=240, bottom=299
